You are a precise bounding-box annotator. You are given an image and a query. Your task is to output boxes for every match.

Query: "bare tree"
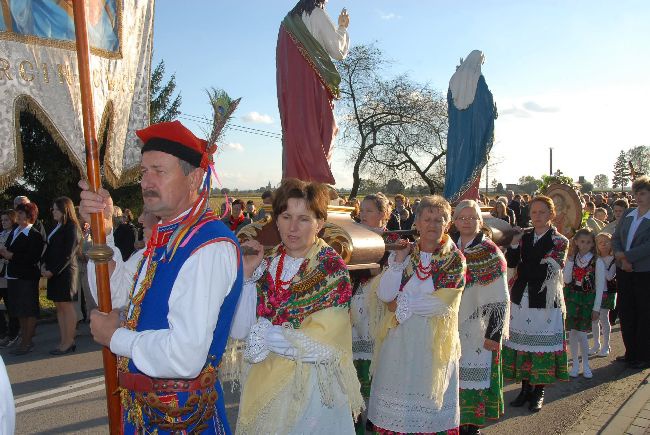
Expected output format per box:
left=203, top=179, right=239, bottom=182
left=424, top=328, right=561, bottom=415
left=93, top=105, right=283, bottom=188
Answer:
left=364, top=80, right=448, bottom=194
left=336, top=45, right=441, bottom=196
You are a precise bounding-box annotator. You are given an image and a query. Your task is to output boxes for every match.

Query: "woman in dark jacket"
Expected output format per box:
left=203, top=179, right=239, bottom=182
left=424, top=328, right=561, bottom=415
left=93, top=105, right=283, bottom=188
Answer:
left=42, top=197, right=80, bottom=355
left=0, top=202, right=44, bottom=355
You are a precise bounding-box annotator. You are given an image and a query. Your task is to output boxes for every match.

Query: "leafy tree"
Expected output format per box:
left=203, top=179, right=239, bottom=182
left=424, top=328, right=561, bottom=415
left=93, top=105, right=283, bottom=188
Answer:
left=358, top=178, right=381, bottom=194
left=612, top=150, right=629, bottom=192
left=518, top=175, right=542, bottom=195
left=150, top=60, right=182, bottom=124
left=580, top=181, right=594, bottom=193
left=593, top=174, right=609, bottom=190
left=385, top=178, right=405, bottom=195
left=495, top=183, right=505, bottom=194
left=626, top=145, right=650, bottom=177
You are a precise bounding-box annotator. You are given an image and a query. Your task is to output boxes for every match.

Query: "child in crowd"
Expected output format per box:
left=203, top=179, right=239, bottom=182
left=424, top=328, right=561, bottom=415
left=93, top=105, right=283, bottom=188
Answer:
left=591, top=232, right=616, bottom=356
left=564, top=228, right=601, bottom=379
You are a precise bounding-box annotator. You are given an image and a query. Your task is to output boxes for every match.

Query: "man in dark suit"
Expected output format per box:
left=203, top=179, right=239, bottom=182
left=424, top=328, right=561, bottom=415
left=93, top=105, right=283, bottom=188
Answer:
left=612, top=175, right=650, bottom=369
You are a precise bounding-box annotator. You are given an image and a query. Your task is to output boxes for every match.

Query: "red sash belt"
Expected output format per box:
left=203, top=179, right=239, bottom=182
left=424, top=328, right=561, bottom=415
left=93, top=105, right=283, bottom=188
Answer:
left=118, top=371, right=215, bottom=393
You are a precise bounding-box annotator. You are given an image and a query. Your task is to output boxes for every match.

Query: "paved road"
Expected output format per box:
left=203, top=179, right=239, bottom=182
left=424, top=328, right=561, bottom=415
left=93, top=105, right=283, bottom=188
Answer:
left=2, top=319, right=645, bottom=434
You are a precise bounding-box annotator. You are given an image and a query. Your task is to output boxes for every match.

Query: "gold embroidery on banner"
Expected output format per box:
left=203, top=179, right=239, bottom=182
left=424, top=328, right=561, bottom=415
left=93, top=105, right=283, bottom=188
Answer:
left=0, top=57, right=12, bottom=80
left=18, top=60, right=34, bottom=81
left=0, top=0, right=124, bottom=60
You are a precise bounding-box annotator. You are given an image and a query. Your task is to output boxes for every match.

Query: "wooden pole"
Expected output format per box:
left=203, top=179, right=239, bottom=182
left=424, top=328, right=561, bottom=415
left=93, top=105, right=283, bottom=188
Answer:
left=72, top=2, right=121, bottom=433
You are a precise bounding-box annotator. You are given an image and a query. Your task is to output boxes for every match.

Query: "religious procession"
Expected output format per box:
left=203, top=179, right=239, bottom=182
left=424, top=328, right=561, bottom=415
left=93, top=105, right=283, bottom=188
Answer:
left=1, top=1, right=649, bottom=435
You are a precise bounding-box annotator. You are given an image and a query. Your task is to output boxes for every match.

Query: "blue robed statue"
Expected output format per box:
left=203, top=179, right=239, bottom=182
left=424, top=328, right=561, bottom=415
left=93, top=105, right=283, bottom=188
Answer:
left=443, top=50, right=497, bottom=202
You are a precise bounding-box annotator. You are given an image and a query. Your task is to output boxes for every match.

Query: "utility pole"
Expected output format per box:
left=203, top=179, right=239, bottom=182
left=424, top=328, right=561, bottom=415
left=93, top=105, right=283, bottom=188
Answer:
left=485, top=156, right=489, bottom=194
left=549, top=147, right=553, bottom=175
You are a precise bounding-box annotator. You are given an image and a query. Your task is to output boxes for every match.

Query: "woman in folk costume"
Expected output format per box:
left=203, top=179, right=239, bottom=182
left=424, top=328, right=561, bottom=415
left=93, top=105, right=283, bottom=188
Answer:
left=368, top=195, right=466, bottom=434
left=503, top=196, right=569, bottom=413
left=230, top=178, right=363, bottom=434
left=452, top=200, right=509, bottom=435
left=350, top=193, right=395, bottom=433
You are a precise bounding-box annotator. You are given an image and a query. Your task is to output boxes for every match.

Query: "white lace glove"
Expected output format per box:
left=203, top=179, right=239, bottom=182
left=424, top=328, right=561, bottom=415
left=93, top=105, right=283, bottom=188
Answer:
left=243, top=318, right=334, bottom=363
left=243, top=318, right=273, bottom=363
left=395, top=292, right=412, bottom=323
left=409, top=292, right=448, bottom=317
left=395, top=291, right=448, bottom=323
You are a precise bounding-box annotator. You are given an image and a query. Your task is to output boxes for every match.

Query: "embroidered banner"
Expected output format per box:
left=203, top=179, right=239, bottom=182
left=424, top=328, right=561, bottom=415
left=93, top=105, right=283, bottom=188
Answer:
left=0, top=0, right=154, bottom=188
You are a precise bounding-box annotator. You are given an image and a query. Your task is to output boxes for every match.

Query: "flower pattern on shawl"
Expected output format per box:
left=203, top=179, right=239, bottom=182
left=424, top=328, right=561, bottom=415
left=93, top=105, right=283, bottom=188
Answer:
left=256, top=244, right=352, bottom=328
left=399, top=235, right=466, bottom=292
left=463, top=239, right=507, bottom=287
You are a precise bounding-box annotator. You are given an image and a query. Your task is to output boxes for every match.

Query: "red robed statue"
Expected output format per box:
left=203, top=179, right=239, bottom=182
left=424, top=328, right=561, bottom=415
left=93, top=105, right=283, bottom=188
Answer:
left=277, top=0, right=350, bottom=184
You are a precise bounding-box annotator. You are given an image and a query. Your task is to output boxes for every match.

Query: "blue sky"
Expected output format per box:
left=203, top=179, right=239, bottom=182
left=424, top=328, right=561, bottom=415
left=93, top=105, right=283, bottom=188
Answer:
left=152, top=1, right=650, bottom=190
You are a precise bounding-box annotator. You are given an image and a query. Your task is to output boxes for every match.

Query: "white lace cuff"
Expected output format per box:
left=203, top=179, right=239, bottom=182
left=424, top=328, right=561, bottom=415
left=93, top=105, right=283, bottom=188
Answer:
left=282, top=327, right=336, bottom=363
left=243, top=318, right=272, bottom=363
left=387, top=252, right=409, bottom=272
left=244, top=261, right=266, bottom=285
left=395, top=292, right=412, bottom=324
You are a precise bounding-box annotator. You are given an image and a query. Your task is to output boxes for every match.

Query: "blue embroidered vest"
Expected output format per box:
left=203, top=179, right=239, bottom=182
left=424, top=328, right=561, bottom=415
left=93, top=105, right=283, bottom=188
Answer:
left=120, top=213, right=243, bottom=435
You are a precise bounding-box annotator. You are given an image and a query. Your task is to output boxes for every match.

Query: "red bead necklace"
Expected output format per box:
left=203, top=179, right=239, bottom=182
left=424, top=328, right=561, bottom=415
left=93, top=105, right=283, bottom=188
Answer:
left=274, top=248, right=293, bottom=290
left=415, top=258, right=434, bottom=280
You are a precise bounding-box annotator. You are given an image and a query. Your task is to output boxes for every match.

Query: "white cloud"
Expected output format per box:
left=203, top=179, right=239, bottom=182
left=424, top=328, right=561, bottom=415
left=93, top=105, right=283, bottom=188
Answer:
left=500, top=106, right=531, bottom=118
left=224, top=142, right=244, bottom=152
left=378, top=10, right=401, bottom=20
left=241, top=112, right=274, bottom=124
left=522, top=101, right=559, bottom=113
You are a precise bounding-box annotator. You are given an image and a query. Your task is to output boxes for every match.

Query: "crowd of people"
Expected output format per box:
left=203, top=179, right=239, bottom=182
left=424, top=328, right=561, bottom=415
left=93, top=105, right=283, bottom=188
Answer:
left=1, top=121, right=649, bottom=435
left=0, top=195, right=143, bottom=357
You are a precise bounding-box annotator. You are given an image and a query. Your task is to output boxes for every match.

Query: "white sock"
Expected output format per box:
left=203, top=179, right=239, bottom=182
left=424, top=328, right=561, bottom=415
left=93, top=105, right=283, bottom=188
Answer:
left=569, top=330, right=579, bottom=368
left=579, top=331, right=591, bottom=372
left=600, top=309, right=611, bottom=350
left=591, top=319, right=601, bottom=350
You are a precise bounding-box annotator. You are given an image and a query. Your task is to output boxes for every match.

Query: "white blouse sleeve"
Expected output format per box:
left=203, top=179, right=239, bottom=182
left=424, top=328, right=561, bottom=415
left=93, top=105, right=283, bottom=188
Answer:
left=88, top=231, right=133, bottom=309
left=377, top=252, right=408, bottom=302
left=594, top=258, right=606, bottom=312
left=230, top=262, right=267, bottom=340
left=563, top=260, right=574, bottom=284
left=109, top=241, right=239, bottom=379
left=302, top=8, right=349, bottom=60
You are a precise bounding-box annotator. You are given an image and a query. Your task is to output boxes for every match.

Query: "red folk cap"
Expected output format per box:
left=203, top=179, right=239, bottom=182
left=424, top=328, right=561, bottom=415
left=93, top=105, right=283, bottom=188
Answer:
left=137, top=120, right=212, bottom=169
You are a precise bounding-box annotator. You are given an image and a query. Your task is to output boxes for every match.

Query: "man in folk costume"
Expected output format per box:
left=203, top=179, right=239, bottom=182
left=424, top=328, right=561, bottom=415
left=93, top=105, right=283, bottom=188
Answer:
left=443, top=50, right=497, bottom=203
left=81, top=120, right=243, bottom=434
left=277, top=0, right=350, bottom=184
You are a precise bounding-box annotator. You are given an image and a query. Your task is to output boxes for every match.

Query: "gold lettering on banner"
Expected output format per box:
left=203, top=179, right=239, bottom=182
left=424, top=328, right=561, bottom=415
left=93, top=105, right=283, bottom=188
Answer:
left=19, top=60, right=34, bottom=82
left=42, top=63, right=50, bottom=83
left=57, top=63, right=73, bottom=85
left=0, top=58, right=13, bottom=80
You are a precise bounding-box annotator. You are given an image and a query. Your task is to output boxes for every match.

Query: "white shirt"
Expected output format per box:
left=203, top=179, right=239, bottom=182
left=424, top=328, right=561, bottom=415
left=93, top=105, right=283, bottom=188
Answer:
left=625, top=208, right=650, bottom=251
left=0, top=356, right=14, bottom=435
left=88, top=217, right=239, bottom=379
left=301, top=7, right=349, bottom=60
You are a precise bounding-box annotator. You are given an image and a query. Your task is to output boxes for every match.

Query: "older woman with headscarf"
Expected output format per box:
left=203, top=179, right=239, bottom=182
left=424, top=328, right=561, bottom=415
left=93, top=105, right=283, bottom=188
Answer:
left=230, top=178, right=363, bottom=434
left=368, top=195, right=466, bottom=435
left=452, top=200, right=509, bottom=435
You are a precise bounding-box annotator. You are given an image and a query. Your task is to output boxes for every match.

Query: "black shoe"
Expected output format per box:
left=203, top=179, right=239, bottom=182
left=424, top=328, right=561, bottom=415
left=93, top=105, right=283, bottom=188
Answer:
left=615, top=355, right=631, bottom=363
left=529, top=385, right=545, bottom=412
left=510, top=380, right=531, bottom=407
left=49, top=343, right=76, bottom=355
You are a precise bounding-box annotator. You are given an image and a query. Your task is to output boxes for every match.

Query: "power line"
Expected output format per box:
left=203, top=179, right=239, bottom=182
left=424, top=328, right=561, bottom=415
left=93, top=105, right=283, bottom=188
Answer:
left=179, top=112, right=282, bottom=140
